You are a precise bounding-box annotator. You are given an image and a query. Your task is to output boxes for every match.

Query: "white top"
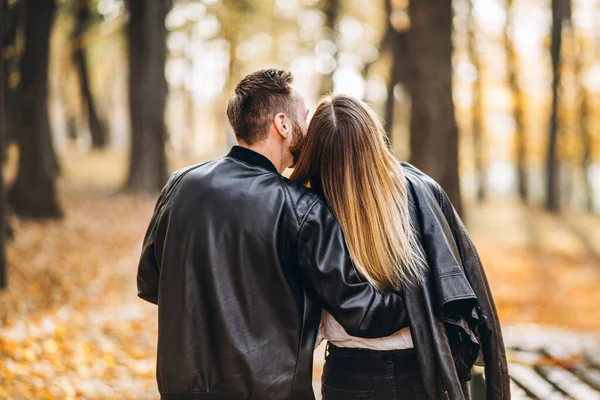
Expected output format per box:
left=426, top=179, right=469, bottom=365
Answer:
left=317, top=311, right=414, bottom=350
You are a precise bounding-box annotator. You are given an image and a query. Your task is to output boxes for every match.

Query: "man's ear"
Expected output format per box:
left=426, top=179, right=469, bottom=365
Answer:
left=274, top=113, right=290, bottom=139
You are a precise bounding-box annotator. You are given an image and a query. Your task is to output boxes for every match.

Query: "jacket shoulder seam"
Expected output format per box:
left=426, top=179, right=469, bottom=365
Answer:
left=297, top=197, right=321, bottom=235
left=148, top=162, right=208, bottom=240
left=280, top=180, right=302, bottom=224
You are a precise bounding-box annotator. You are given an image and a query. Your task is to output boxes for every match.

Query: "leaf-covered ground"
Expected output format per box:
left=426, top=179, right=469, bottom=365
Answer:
left=1, top=151, right=599, bottom=398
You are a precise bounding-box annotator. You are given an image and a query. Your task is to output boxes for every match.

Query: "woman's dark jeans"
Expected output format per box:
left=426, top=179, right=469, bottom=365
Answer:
left=321, top=343, right=427, bottom=400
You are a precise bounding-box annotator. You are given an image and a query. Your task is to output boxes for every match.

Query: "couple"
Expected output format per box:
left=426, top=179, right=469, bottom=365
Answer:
left=137, top=69, right=509, bottom=400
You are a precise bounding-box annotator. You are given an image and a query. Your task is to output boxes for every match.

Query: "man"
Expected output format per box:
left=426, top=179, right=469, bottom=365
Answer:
left=137, top=69, right=408, bottom=399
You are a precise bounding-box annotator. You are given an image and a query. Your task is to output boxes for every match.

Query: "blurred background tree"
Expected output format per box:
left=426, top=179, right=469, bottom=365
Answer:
left=0, top=0, right=7, bottom=289
left=73, top=0, right=108, bottom=148
left=125, top=0, right=171, bottom=192
left=406, top=0, right=462, bottom=214
left=8, top=0, right=62, bottom=218
left=505, top=0, right=526, bottom=202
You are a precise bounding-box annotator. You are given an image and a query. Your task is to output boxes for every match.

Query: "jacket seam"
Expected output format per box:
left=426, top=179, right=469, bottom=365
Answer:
left=146, top=162, right=208, bottom=250
left=443, top=294, right=477, bottom=302
left=459, top=223, right=484, bottom=267
left=297, top=198, right=321, bottom=235
left=279, top=181, right=299, bottom=222
left=293, top=190, right=312, bottom=225
left=437, top=184, right=444, bottom=208
left=281, top=180, right=309, bottom=227
left=295, top=191, right=309, bottom=210
left=435, top=272, right=465, bottom=280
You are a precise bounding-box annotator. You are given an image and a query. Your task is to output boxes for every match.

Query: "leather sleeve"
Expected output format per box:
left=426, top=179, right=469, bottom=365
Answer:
left=297, top=199, right=409, bottom=339
left=136, top=172, right=180, bottom=305
left=437, top=187, right=510, bottom=400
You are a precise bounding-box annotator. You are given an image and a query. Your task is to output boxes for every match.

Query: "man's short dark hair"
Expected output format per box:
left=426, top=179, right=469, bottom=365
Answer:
left=227, top=69, right=296, bottom=145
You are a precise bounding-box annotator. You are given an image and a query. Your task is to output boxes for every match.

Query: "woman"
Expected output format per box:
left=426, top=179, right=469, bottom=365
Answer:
left=291, top=95, right=509, bottom=400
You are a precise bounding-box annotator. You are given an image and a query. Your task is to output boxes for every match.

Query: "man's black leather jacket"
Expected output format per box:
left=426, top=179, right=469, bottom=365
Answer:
left=136, top=146, right=409, bottom=399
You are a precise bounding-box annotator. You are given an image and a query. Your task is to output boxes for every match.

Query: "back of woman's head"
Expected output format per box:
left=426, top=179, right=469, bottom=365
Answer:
left=291, top=94, right=424, bottom=290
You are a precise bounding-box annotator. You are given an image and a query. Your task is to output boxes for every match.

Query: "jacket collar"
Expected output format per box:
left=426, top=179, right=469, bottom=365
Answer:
left=227, top=146, right=278, bottom=173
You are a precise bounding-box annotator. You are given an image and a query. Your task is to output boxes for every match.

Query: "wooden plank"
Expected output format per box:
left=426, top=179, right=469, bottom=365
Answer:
left=510, top=379, right=531, bottom=399
left=510, top=350, right=543, bottom=365
left=537, top=365, right=600, bottom=400
left=509, top=364, right=568, bottom=400
left=571, top=364, right=600, bottom=391
left=587, top=351, right=600, bottom=369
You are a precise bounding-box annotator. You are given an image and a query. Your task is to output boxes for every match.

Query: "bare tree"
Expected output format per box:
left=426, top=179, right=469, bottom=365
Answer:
left=1, top=0, right=21, bottom=147
left=504, top=0, right=528, bottom=202
left=74, top=0, right=107, bottom=148
left=8, top=0, right=62, bottom=218
left=318, top=0, right=339, bottom=96
left=468, top=0, right=486, bottom=202
left=0, top=0, right=8, bottom=289
left=383, top=0, right=410, bottom=144
left=571, top=23, right=594, bottom=212
left=125, top=0, right=171, bottom=192
left=546, top=0, right=571, bottom=213
left=406, top=0, right=462, bottom=215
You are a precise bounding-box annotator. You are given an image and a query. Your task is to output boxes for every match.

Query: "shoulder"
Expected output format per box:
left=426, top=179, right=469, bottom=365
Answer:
left=282, top=181, right=342, bottom=238
left=280, top=178, right=342, bottom=233
left=279, top=178, right=325, bottom=222
left=400, top=162, right=444, bottom=199
left=169, top=160, right=220, bottom=185
left=168, top=163, right=203, bottom=183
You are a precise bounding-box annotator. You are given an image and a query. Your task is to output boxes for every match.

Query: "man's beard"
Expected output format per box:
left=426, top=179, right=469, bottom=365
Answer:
left=289, top=119, right=306, bottom=167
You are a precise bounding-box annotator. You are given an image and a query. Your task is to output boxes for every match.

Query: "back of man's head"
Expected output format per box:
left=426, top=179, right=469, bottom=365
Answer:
left=227, top=69, right=296, bottom=145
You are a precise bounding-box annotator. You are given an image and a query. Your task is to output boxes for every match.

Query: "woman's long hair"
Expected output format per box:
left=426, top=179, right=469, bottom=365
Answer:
left=291, top=94, right=424, bottom=290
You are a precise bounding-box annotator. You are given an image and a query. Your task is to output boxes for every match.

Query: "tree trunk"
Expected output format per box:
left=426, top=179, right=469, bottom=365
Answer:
left=546, top=0, right=570, bottom=213
left=406, top=0, right=462, bottom=215
left=384, top=35, right=410, bottom=146
left=74, top=0, right=107, bottom=148
left=572, top=27, right=594, bottom=212
left=468, top=0, right=486, bottom=202
left=8, top=0, right=62, bottom=219
left=125, top=0, right=170, bottom=192
left=318, top=0, right=339, bottom=96
left=384, top=64, right=396, bottom=143
left=1, top=0, right=21, bottom=148
left=505, top=0, right=527, bottom=202
left=383, top=0, right=411, bottom=144
left=0, top=1, right=8, bottom=289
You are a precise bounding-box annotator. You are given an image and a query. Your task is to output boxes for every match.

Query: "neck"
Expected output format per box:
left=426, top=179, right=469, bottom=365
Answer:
left=239, top=142, right=289, bottom=174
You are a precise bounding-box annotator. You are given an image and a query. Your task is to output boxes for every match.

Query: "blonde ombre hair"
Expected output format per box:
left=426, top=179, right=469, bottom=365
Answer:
left=291, top=94, right=424, bottom=290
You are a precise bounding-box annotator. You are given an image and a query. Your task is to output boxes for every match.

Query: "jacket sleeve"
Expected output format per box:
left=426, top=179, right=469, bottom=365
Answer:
left=436, top=187, right=510, bottom=400
left=297, top=199, right=409, bottom=339
left=136, top=172, right=180, bottom=305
